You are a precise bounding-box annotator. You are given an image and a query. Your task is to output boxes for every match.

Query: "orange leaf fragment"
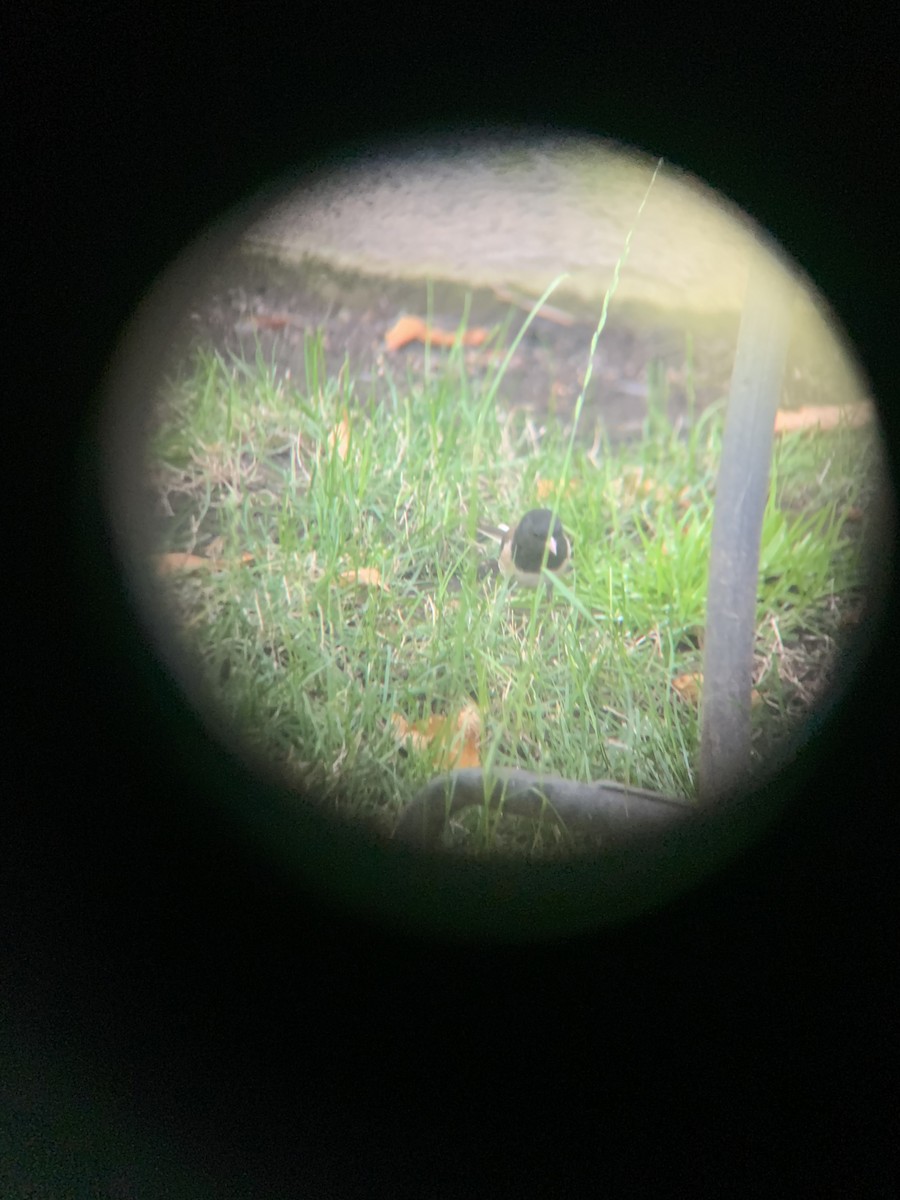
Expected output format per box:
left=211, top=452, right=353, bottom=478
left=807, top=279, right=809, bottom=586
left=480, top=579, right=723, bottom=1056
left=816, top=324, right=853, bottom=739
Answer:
left=608, top=467, right=666, bottom=506
left=392, top=702, right=481, bottom=770
left=535, top=477, right=580, bottom=501
left=338, top=568, right=389, bottom=591
left=673, top=672, right=763, bottom=709
left=774, top=404, right=873, bottom=434
left=384, top=315, right=490, bottom=352
left=154, top=552, right=216, bottom=575
left=385, top=315, right=426, bottom=350
left=328, top=411, right=351, bottom=460
left=672, top=673, right=702, bottom=705
left=154, top=550, right=253, bottom=575
left=455, top=327, right=489, bottom=348
left=453, top=703, right=482, bottom=769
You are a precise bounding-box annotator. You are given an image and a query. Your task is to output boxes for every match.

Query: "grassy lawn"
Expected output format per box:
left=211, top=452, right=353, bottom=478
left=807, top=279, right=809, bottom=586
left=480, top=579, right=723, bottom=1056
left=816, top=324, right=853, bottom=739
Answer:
left=144, top=325, right=880, bottom=856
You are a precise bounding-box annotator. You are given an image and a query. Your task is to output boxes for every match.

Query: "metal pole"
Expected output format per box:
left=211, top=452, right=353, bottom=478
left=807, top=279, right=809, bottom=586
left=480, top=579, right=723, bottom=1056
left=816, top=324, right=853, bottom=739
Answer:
left=699, top=246, right=796, bottom=803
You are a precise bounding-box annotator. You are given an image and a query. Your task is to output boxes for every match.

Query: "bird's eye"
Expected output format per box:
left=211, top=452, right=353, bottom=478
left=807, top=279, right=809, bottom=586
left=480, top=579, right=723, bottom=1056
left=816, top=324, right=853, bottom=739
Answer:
left=98, top=126, right=891, bottom=939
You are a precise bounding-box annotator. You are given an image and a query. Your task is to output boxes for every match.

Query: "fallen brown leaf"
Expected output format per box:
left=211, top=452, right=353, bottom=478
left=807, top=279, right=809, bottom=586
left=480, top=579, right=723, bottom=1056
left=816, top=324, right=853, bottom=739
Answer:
left=384, top=315, right=426, bottom=351
left=384, top=315, right=490, bottom=352
left=607, top=468, right=672, bottom=507
left=392, top=702, right=481, bottom=770
left=328, top=411, right=351, bottom=460
left=774, top=403, right=873, bottom=434
left=673, top=672, right=762, bottom=709
left=672, top=673, right=702, bottom=704
left=338, top=568, right=389, bottom=591
left=154, top=552, right=217, bottom=575
left=453, top=703, right=482, bottom=769
left=535, top=477, right=580, bottom=501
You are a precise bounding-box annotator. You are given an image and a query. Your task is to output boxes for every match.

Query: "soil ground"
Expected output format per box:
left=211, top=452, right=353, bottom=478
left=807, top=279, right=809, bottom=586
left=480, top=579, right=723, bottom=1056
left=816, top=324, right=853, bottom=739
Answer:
left=171, top=249, right=864, bottom=440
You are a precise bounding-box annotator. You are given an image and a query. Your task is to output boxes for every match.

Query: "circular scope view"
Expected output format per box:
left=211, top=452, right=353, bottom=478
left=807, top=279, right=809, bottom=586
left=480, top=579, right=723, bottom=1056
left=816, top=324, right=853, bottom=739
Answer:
left=111, top=132, right=888, bottom=859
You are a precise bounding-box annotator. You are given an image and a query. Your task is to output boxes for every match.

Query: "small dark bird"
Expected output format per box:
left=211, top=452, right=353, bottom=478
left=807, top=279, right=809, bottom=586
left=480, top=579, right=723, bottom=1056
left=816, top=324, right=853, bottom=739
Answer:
left=485, top=508, right=571, bottom=588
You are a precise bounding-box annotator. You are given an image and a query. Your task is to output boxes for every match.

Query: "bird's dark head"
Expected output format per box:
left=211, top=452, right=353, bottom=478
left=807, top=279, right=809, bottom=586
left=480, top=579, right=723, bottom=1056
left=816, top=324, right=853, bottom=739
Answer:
left=504, top=508, right=571, bottom=581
